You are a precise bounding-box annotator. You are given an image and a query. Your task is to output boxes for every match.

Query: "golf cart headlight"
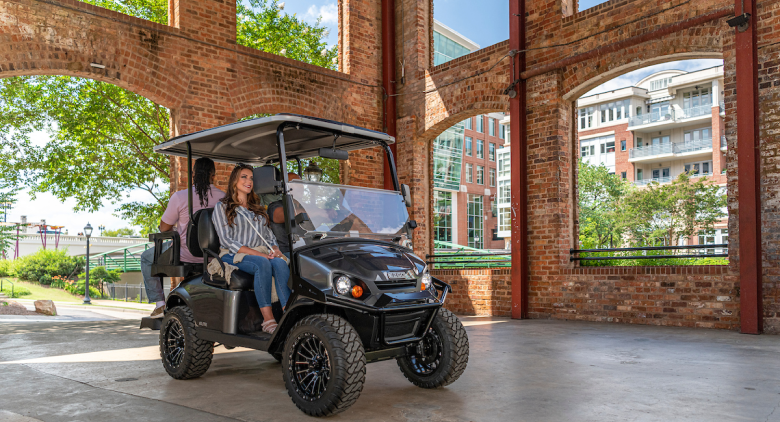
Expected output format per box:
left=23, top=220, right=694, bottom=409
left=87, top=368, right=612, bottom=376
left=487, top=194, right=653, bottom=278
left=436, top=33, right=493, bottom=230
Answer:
left=421, top=272, right=432, bottom=290
left=334, top=276, right=352, bottom=295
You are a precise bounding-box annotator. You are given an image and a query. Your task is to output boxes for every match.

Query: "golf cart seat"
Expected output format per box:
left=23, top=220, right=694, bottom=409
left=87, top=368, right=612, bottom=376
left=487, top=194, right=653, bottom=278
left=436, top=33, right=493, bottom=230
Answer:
left=149, top=231, right=199, bottom=278
left=189, top=208, right=254, bottom=291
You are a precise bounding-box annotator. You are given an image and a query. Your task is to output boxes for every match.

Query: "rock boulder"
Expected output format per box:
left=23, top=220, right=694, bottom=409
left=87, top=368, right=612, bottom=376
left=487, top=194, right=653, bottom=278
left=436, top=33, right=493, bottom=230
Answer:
left=34, top=300, right=57, bottom=316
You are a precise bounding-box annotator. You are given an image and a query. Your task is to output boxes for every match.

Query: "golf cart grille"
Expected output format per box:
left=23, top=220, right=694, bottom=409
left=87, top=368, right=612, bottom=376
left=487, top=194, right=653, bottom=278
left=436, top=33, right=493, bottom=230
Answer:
left=375, top=279, right=417, bottom=290
left=383, top=310, right=429, bottom=343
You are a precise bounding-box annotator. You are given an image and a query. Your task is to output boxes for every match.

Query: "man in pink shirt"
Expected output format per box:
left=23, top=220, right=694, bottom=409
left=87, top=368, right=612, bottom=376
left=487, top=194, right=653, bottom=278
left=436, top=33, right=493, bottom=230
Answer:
left=142, top=157, right=225, bottom=318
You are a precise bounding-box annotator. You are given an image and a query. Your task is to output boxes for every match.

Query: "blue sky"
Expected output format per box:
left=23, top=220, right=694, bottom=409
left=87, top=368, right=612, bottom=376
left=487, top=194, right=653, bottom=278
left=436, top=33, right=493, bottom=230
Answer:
left=7, top=1, right=721, bottom=234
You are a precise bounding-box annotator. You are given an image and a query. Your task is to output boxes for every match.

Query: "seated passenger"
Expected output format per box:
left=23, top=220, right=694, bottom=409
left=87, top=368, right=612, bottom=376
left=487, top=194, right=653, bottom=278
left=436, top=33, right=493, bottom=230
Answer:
left=141, top=158, right=225, bottom=318
left=213, top=164, right=291, bottom=334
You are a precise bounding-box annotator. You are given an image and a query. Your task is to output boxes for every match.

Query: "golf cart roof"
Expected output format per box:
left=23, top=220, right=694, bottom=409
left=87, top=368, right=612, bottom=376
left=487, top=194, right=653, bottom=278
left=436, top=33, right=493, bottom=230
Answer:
left=154, top=114, right=395, bottom=165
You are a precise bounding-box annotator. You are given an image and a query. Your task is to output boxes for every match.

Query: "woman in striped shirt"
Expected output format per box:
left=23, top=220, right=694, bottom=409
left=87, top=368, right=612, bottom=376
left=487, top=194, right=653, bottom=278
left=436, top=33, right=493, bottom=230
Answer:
left=213, top=164, right=291, bottom=334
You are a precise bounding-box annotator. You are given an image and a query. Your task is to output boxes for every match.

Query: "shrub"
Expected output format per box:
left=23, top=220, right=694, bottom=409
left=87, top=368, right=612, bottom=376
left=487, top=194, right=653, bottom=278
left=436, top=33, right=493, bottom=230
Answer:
left=0, top=259, right=16, bottom=277
left=89, top=267, right=123, bottom=284
left=15, top=249, right=84, bottom=282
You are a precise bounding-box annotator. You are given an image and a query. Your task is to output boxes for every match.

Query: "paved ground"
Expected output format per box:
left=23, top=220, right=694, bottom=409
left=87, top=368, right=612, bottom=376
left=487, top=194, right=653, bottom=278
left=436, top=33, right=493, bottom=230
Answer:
left=1, top=316, right=780, bottom=422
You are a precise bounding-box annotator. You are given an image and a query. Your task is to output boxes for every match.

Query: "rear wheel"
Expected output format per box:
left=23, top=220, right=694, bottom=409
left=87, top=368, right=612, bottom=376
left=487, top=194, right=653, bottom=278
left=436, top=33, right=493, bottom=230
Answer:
left=159, top=306, right=214, bottom=379
left=282, top=314, right=366, bottom=416
left=397, top=308, right=469, bottom=388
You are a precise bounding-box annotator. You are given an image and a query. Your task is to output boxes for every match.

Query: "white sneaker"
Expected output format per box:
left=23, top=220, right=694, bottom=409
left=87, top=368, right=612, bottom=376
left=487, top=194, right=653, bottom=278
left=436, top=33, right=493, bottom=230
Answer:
left=150, top=306, right=165, bottom=319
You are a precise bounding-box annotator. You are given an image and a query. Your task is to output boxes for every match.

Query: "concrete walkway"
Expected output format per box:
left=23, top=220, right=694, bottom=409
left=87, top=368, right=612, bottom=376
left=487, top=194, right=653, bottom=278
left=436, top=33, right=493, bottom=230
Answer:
left=1, top=318, right=779, bottom=421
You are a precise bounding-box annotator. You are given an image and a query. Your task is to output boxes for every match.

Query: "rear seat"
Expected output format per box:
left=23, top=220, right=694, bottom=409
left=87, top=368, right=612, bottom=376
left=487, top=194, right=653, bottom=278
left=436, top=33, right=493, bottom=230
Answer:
left=189, top=208, right=254, bottom=291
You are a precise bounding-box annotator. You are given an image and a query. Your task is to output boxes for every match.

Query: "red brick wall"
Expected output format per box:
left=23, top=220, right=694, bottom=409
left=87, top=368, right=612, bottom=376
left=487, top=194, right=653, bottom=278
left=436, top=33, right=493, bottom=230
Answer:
left=434, top=265, right=740, bottom=330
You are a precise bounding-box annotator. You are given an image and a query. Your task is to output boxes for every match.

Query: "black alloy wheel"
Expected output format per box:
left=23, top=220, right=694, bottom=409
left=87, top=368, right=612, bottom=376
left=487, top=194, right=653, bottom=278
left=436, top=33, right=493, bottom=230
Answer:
left=291, top=333, right=331, bottom=401
left=406, top=326, right=443, bottom=375
left=164, top=318, right=186, bottom=369
left=159, top=306, right=214, bottom=380
left=282, top=314, right=366, bottom=416
left=397, top=308, right=469, bottom=388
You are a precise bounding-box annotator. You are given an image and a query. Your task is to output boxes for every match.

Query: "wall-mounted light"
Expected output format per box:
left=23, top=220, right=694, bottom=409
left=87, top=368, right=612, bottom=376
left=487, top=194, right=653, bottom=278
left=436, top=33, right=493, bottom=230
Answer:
left=90, top=63, right=105, bottom=69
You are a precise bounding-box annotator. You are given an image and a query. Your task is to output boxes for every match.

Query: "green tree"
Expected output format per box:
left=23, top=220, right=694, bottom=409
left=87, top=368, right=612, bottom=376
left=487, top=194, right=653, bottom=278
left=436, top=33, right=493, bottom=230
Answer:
left=0, top=0, right=337, bottom=231
left=621, top=172, right=726, bottom=246
left=103, top=227, right=137, bottom=237
left=577, top=160, right=632, bottom=248
left=0, top=191, right=18, bottom=258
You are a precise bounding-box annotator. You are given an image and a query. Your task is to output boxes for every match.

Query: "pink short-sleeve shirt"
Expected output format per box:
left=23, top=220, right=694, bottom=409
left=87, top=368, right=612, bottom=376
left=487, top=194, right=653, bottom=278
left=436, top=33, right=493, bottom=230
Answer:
left=161, top=185, right=226, bottom=263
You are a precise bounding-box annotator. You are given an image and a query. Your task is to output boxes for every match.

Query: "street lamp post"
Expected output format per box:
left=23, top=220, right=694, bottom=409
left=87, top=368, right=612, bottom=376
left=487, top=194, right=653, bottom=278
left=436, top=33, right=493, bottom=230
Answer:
left=98, top=225, right=105, bottom=237
left=83, top=223, right=93, bottom=304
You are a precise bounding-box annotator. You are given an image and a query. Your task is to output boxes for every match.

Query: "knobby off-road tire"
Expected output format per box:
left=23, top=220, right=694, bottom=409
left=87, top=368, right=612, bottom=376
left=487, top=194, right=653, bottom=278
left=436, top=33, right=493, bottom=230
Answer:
left=159, top=306, right=214, bottom=380
left=397, top=308, right=469, bottom=388
left=282, top=314, right=366, bottom=416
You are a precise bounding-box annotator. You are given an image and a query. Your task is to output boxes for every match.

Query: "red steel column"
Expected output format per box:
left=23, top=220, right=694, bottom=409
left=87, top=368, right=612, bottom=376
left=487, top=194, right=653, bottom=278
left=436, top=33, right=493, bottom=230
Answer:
left=509, top=0, right=528, bottom=319
left=381, top=0, right=398, bottom=190
left=735, top=0, right=762, bottom=333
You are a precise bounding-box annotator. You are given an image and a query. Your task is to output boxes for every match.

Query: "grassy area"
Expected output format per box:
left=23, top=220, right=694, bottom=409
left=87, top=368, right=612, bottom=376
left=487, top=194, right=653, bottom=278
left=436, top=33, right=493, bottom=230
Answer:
left=1, top=278, right=83, bottom=302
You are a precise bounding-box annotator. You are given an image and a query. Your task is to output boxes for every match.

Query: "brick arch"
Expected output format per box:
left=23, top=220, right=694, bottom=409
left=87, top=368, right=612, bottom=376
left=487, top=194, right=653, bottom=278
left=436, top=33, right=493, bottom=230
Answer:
left=0, top=19, right=191, bottom=110
left=561, top=25, right=725, bottom=101
left=421, top=107, right=508, bottom=145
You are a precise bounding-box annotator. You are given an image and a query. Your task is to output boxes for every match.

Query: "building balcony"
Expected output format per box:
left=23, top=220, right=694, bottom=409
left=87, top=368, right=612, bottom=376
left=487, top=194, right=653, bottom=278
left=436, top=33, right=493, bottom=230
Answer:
left=628, top=110, right=675, bottom=128
left=634, top=176, right=673, bottom=186
left=627, top=105, right=714, bottom=130
left=676, top=104, right=712, bottom=121
left=629, top=138, right=713, bottom=163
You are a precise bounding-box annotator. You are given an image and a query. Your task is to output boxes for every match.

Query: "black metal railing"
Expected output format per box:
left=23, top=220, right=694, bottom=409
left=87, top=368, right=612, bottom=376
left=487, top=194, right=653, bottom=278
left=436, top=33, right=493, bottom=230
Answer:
left=426, top=252, right=511, bottom=269
left=570, top=244, right=728, bottom=261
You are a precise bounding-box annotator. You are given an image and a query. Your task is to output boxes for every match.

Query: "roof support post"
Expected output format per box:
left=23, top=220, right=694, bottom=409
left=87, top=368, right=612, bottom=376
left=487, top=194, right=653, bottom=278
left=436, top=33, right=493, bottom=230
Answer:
left=509, top=0, right=528, bottom=319
left=381, top=0, right=397, bottom=191
left=735, top=0, right=762, bottom=333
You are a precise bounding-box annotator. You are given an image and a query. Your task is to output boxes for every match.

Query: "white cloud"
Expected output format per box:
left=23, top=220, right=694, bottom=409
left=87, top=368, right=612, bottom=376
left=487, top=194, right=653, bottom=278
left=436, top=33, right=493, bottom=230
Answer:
left=305, top=3, right=337, bottom=25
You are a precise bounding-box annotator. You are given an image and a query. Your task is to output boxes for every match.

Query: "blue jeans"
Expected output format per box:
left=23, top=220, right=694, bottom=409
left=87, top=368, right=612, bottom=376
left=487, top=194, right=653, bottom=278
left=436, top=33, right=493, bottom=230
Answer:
left=222, top=254, right=291, bottom=308
left=141, top=242, right=168, bottom=303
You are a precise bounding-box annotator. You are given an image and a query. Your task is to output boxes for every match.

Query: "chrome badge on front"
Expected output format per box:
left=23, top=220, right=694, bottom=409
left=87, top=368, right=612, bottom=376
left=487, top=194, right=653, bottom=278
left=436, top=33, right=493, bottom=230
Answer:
left=387, top=271, right=410, bottom=279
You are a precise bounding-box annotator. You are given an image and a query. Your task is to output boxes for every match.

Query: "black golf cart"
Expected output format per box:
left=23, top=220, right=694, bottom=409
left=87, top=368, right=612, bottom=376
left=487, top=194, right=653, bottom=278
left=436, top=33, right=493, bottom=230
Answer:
left=141, top=114, right=468, bottom=416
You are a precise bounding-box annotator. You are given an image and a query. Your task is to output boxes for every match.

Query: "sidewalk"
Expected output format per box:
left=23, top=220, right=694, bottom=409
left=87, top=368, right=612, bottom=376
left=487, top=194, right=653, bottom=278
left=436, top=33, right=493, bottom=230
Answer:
left=13, top=298, right=155, bottom=313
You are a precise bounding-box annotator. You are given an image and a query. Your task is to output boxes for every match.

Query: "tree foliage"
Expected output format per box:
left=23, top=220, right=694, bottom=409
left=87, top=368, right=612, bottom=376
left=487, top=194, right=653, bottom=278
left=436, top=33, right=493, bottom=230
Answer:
left=577, top=160, right=632, bottom=248
left=577, top=161, right=727, bottom=249
left=0, top=0, right=337, bottom=232
left=621, top=172, right=726, bottom=246
left=103, top=227, right=137, bottom=237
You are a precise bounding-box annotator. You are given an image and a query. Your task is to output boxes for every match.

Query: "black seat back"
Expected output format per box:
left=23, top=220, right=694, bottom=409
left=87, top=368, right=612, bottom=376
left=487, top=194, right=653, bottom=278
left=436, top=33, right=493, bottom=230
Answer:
left=186, top=208, right=220, bottom=258
left=253, top=165, right=282, bottom=195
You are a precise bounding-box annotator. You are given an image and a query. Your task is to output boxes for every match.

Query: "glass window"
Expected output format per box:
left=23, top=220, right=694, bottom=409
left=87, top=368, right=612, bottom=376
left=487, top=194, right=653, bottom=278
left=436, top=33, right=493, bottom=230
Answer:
left=685, top=160, right=713, bottom=176
left=489, top=118, right=495, bottom=136
left=433, top=190, right=453, bottom=244
left=466, top=163, right=473, bottom=183
left=621, top=140, right=626, bottom=151
left=621, top=171, right=627, bottom=179
left=476, top=116, right=484, bottom=133
left=489, top=143, right=496, bottom=161
left=433, top=30, right=473, bottom=66
left=476, top=166, right=484, bottom=185
left=605, top=141, right=615, bottom=153
left=464, top=118, right=472, bottom=130
left=432, top=121, right=465, bottom=190
left=477, top=140, right=484, bottom=159
left=490, top=168, right=496, bottom=187
left=579, top=107, right=595, bottom=130
left=683, top=87, right=712, bottom=109
left=498, top=150, right=511, bottom=179
left=499, top=125, right=506, bottom=140
left=637, top=169, right=643, bottom=180
left=465, top=137, right=473, bottom=156
left=467, top=194, right=484, bottom=249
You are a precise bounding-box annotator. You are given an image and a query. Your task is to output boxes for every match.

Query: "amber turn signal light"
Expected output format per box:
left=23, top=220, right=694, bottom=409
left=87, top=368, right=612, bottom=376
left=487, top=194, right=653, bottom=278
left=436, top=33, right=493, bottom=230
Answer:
left=351, top=285, right=363, bottom=298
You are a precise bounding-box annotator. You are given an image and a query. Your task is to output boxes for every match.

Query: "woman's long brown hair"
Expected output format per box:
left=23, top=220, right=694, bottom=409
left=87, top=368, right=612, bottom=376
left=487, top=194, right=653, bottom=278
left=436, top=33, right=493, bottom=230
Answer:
left=220, top=164, right=270, bottom=227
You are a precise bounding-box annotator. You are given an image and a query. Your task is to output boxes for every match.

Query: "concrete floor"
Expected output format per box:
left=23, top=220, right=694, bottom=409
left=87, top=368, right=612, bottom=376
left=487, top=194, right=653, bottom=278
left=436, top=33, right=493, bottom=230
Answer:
left=1, top=317, right=780, bottom=422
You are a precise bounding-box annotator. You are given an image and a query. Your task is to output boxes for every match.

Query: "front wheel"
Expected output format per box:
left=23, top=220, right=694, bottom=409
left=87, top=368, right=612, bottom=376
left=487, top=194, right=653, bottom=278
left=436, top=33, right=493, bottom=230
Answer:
left=282, top=314, right=366, bottom=416
left=397, top=308, right=469, bottom=388
left=159, top=306, right=214, bottom=379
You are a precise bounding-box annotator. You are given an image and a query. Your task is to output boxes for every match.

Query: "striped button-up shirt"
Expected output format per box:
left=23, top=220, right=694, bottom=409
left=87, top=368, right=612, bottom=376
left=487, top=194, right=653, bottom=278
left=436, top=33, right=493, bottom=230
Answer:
left=213, top=201, right=278, bottom=254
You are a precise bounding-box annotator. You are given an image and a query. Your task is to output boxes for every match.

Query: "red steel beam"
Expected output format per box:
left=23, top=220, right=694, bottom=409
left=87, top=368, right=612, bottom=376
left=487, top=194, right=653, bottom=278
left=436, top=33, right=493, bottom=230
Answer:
left=381, top=0, right=398, bottom=190
left=735, top=0, right=762, bottom=333
left=509, top=0, right=528, bottom=319
left=521, top=7, right=733, bottom=80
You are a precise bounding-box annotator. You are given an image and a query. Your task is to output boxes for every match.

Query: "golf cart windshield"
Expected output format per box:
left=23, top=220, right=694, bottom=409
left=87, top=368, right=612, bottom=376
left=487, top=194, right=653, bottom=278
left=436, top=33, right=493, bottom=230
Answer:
left=289, top=180, right=409, bottom=240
